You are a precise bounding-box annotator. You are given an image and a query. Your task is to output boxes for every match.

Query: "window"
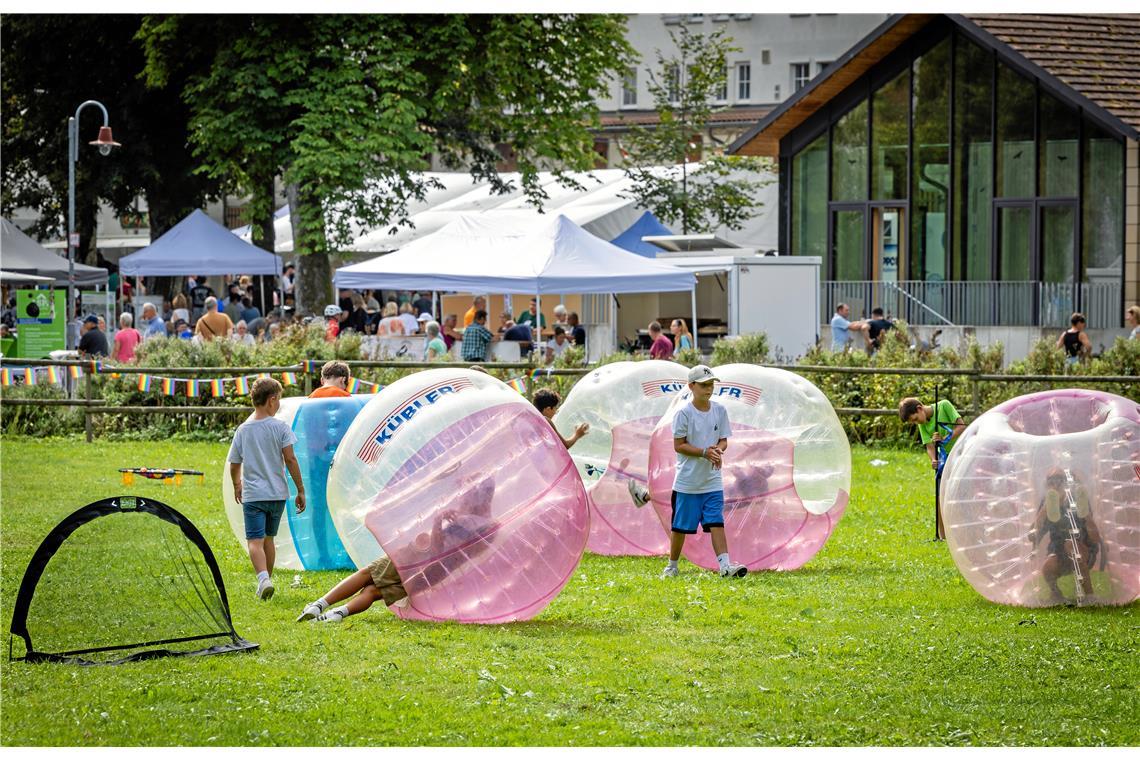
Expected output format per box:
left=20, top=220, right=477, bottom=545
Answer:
left=817, top=61, right=832, bottom=74
left=871, top=69, right=909, bottom=200
left=911, top=36, right=951, bottom=282
left=761, top=50, right=770, bottom=65
left=774, top=84, right=781, bottom=100
left=667, top=63, right=681, bottom=104
left=662, top=14, right=682, bottom=25
left=715, top=67, right=728, bottom=102
left=621, top=67, right=637, bottom=107
left=791, top=62, right=811, bottom=92
left=1082, top=121, right=1124, bottom=283
left=736, top=62, right=751, bottom=101
left=791, top=132, right=828, bottom=257
left=952, top=35, right=993, bottom=281
left=995, top=62, right=1035, bottom=198
left=831, top=98, right=868, bottom=202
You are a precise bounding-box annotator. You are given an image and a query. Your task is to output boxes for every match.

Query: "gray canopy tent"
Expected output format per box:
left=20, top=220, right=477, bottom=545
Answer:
left=1, top=218, right=109, bottom=286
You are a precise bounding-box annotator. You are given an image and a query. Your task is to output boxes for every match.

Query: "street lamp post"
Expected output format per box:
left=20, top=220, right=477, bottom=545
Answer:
left=67, top=100, right=120, bottom=349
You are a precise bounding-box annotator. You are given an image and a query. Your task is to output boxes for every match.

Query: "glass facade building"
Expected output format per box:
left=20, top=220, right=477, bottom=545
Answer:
left=775, top=20, right=1128, bottom=327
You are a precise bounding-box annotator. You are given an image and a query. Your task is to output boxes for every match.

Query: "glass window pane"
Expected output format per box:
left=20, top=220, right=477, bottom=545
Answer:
left=911, top=36, right=950, bottom=281
left=952, top=34, right=992, bottom=281
left=1038, top=91, right=1078, bottom=196
left=1041, top=206, right=1075, bottom=283
left=999, top=206, right=1031, bottom=280
left=834, top=209, right=865, bottom=280
left=871, top=68, right=909, bottom=200
left=1082, top=122, right=1124, bottom=280
left=996, top=62, right=1035, bottom=198
left=791, top=132, right=828, bottom=257
left=831, top=99, right=867, bottom=202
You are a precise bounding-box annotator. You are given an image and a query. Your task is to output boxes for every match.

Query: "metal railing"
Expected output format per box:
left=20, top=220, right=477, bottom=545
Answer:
left=821, top=280, right=1122, bottom=328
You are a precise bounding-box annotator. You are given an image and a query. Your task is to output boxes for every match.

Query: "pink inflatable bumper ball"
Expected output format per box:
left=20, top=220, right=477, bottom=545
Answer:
left=646, top=364, right=851, bottom=571
left=327, top=369, right=590, bottom=623
left=553, top=360, right=690, bottom=556
left=942, top=389, right=1140, bottom=607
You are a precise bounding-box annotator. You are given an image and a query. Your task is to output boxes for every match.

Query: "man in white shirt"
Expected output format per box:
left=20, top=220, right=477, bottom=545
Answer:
left=830, top=303, right=868, bottom=352
left=545, top=325, right=571, bottom=364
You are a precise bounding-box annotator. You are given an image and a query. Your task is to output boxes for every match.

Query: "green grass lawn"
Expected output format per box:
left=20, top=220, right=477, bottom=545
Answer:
left=1, top=437, right=1136, bottom=746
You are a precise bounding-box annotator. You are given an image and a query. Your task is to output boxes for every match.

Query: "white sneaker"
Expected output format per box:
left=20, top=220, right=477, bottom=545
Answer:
left=627, top=479, right=650, bottom=508
left=315, top=608, right=347, bottom=623
left=660, top=565, right=679, bottom=578
left=256, top=577, right=275, bottom=600
left=295, top=602, right=324, bottom=622
left=720, top=562, right=747, bottom=578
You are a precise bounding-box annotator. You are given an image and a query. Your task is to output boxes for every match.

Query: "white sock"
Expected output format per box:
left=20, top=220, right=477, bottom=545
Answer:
left=313, top=598, right=329, bottom=611
left=257, top=570, right=270, bottom=583
left=667, top=559, right=679, bottom=570
left=327, top=606, right=349, bottom=620
left=717, top=553, right=730, bottom=571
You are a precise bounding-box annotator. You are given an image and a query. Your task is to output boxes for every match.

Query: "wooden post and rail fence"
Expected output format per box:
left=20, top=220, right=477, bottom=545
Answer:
left=1, top=357, right=1136, bottom=442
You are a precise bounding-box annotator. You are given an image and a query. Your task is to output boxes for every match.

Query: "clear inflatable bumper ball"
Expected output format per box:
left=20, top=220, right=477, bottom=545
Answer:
left=554, top=360, right=690, bottom=556
left=647, top=364, right=851, bottom=571
left=222, top=395, right=373, bottom=571
left=942, top=389, right=1140, bottom=607
left=327, top=369, right=590, bottom=623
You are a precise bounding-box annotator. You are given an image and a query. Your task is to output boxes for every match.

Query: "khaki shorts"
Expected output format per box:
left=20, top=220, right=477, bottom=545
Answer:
left=367, top=556, right=408, bottom=607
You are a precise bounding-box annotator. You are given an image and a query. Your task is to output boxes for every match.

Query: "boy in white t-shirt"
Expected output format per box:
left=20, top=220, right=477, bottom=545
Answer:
left=662, top=365, right=747, bottom=579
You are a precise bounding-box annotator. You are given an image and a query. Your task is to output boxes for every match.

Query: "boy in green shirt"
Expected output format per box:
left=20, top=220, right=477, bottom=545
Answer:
left=899, top=396, right=966, bottom=539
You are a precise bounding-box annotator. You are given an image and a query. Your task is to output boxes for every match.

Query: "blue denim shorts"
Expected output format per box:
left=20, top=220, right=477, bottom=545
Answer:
left=243, top=500, right=286, bottom=539
left=670, top=490, right=725, bottom=534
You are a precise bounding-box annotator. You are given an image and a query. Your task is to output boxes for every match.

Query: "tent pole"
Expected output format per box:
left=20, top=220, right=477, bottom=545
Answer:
left=691, top=281, right=698, bottom=358
left=432, top=291, right=438, bottom=320
left=535, top=292, right=541, bottom=361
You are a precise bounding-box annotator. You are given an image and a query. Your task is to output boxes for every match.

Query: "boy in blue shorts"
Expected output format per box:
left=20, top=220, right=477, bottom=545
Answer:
left=663, top=365, right=747, bottom=579
left=228, top=377, right=307, bottom=600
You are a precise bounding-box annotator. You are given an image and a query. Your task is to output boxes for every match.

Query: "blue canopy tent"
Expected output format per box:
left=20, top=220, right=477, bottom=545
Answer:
left=609, top=211, right=673, bottom=257
left=119, top=210, right=281, bottom=276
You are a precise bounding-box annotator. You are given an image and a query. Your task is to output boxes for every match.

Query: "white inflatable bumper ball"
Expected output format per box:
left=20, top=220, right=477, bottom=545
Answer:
left=554, top=360, right=690, bottom=556
left=327, top=369, right=590, bottom=623
left=942, top=389, right=1140, bottom=607
left=647, top=364, right=851, bottom=571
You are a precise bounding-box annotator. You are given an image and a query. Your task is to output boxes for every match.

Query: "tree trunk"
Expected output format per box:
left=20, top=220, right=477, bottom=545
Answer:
left=286, top=182, right=332, bottom=317
left=253, top=177, right=278, bottom=316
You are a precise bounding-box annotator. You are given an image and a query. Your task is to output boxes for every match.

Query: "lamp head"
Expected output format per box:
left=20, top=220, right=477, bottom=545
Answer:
left=89, top=126, right=120, bottom=156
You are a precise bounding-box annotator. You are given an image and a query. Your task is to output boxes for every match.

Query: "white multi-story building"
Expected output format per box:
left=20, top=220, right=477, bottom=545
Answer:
left=592, top=13, right=888, bottom=166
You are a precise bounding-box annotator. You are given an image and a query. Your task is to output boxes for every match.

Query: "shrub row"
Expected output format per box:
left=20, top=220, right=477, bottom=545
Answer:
left=2, top=322, right=1136, bottom=444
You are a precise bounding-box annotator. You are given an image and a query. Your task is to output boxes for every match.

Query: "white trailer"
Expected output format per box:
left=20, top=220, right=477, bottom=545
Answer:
left=648, top=251, right=822, bottom=362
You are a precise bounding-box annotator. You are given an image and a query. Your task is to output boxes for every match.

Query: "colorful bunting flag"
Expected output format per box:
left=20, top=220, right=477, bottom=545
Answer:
left=22, top=368, right=35, bottom=385
left=209, top=378, right=224, bottom=398
left=138, top=375, right=153, bottom=392
left=45, top=366, right=60, bottom=384
left=185, top=379, right=200, bottom=398
left=506, top=376, right=528, bottom=395
left=257, top=372, right=270, bottom=380
left=303, top=360, right=321, bottom=373
left=233, top=376, right=250, bottom=395
left=347, top=377, right=362, bottom=394
left=0, top=369, right=10, bottom=387
left=68, top=365, right=82, bottom=380
left=281, top=372, right=297, bottom=387
left=161, top=378, right=175, bottom=396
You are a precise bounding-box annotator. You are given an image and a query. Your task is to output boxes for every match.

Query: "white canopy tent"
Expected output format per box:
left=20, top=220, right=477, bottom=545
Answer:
left=334, top=213, right=695, bottom=295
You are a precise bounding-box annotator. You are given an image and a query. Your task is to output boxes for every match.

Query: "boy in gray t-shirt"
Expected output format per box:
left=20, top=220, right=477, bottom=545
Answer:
left=662, top=365, right=747, bottom=580
left=227, top=377, right=306, bottom=600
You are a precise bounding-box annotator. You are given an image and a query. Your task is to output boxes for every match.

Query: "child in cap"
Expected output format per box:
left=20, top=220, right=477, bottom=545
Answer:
left=663, top=365, right=746, bottom=579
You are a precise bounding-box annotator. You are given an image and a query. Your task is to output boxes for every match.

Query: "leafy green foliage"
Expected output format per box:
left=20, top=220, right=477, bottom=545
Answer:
left=711, top=332, right=770, bottom=366
left=0, top=383, right=82, bottom=437
left=2, top=439, right=1136, bottom=745
left=620, top=24, right=773, bottom=233
left=1, top=15, right=221, bottom=246
left=138, top=15, right=636, bottom=314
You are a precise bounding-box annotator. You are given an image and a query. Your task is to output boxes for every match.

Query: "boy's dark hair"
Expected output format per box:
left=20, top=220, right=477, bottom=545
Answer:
left=872, top=307, right=884, bottom=317
left=1070, top=312, right=1086, bottom=326
left=242, top=296, right=252, bottom=308
left=898, top=397, right=923, bottom=422
left=251, top=377, right=283, bottom=407
left=533, top=388, right=561, bottom=413
left=553, top=325, right=565, bottom=337
left=474, top=309, right=487, bottom=322
left=321, top=360, right=350, bottom=382
left=648, top=321, right=662, bottom=333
